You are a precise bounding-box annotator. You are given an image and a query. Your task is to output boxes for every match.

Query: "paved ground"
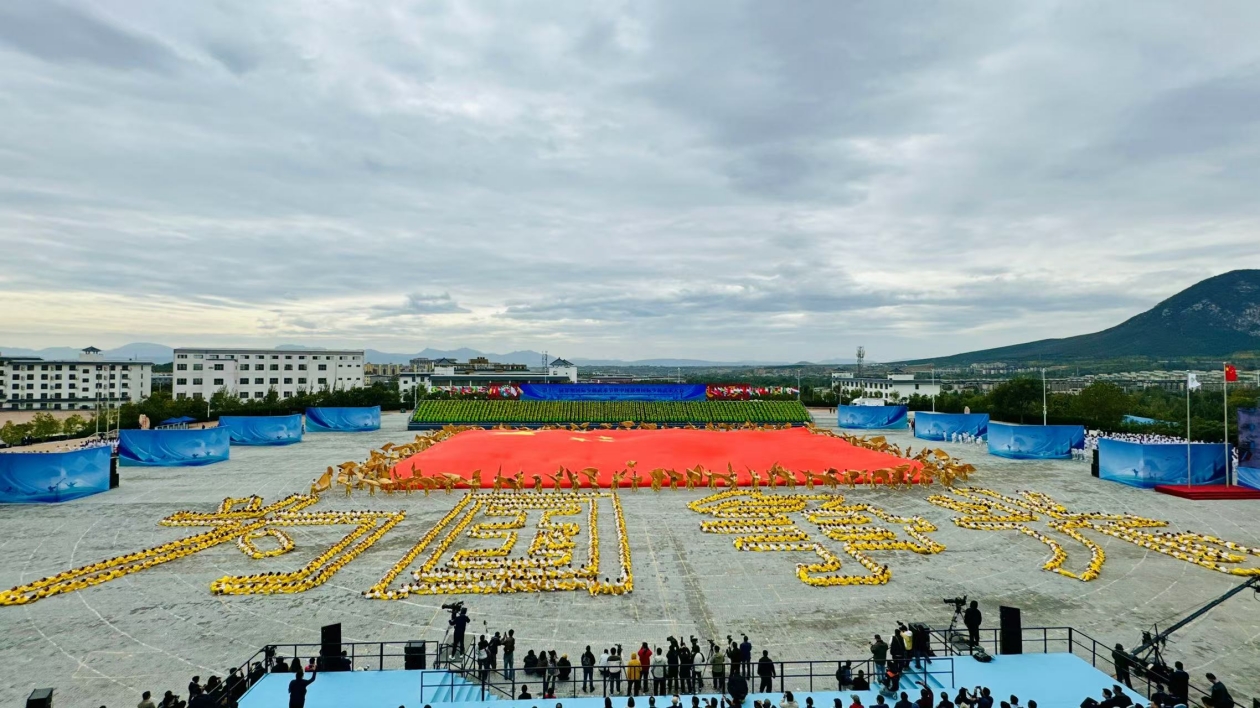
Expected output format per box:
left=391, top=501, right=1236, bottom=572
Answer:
left=2, top=412, right=1258, bottom=708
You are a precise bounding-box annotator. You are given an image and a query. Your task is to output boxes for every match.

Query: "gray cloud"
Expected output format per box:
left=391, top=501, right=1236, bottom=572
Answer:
left=1, top=1, right=1259, bottom=361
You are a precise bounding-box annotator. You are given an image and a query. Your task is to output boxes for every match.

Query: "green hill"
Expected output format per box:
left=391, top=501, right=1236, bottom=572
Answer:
left=904, top=270, right=1260, bottom=365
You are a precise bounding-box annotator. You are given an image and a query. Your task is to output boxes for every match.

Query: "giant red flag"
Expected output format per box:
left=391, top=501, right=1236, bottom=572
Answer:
left=1225, top=364, right=1238, bottom=382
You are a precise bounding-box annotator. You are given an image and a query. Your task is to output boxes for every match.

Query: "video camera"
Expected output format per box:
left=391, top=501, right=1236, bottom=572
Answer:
left=442, top=600, right=465, bottom=618
left=943, top=595, right=967, bottom=613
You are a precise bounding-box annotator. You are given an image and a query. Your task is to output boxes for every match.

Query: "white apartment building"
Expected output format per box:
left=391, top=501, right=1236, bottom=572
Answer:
left=171, top=348, right=365, bottom=401
left=0, top=346, right=153, bottom=410
left=831, top=372, right=942, bottom=402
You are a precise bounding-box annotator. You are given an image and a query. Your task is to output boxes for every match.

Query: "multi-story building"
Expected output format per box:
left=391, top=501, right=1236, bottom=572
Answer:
left=171, top=348, right=365, bottom=401
left=831, top=372, right=942, bottom=402
left=398, top=357, right=578, bottom=397
left=0, top=346, right=153, bottom=410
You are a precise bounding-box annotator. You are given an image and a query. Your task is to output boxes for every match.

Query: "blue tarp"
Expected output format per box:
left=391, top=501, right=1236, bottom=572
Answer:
left=987, top=422, right=1085, bottom=460
left=159, top=416, right=197, bottom=426
left=306, top=406, right=381, bottom=432
left=218, top=415, right=304, bottom=446
left=1122, top=415, right=1158, bottom=426
left=1098, top=438, right=1229, bottom=488
left=0, top=446, right=110, bottom=503
left=836, top=405, right=908, bottom=429
left=1239, top=408, right=1258, bottom=490
left=119, top=428, right=231, bottom=466
left=520, top=384, right=707, bottom=401
left=914, top=412, right=989, bottom=441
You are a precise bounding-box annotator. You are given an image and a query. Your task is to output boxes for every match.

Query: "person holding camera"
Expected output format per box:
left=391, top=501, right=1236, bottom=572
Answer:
left=449, top=607, right=470, bottom=655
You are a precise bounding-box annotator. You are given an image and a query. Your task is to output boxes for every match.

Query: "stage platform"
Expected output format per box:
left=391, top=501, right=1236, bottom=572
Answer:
left=1155, top=484, right=1260, bottom=500
left=238, top=653, right=1122, bottom=708
left=392, top=427, right=922, bottom=487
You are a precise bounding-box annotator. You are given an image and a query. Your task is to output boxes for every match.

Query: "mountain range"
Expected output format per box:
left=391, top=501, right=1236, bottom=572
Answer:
left=901, top=269, right=1260, bottom=365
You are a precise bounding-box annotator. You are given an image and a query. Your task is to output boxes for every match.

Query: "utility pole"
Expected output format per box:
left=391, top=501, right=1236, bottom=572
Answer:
left=1041, top=368, right=1047, bottom=425
left=796, top=369, right=801, bottom=401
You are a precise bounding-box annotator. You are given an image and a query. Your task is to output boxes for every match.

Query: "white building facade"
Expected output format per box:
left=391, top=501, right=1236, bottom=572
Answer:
left=0, top=346, right=153, bottom=410
left=171, top=348, right=365, bottom=401
left=831, top=372, right=942, bottom=403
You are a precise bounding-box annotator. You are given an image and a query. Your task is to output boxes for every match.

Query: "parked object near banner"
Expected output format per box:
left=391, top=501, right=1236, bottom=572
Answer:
left=118, top=428, right=231, bottom=466
left=836, top=405, right=908, bottom=429
left=1098, top=438, right=1229, bottom=488
left=306, top=406, right=381, bottom=432
left=0, top=447, right=111, bottom=502
left=987, top=422, right=1084, bottom=460
left=913, top=412, right=989, bottom=441
left=218, top=415, right=304, bottom=446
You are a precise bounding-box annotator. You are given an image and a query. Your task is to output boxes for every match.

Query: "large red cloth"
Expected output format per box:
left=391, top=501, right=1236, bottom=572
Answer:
left=391, top=427, right=919, bottom=487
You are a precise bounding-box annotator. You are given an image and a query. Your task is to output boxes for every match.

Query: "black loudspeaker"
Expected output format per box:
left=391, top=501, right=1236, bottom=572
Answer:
left=999, top=606, right=1022, bottom=655
left=110, top=454, right=120, bottom=489
left=405, top=641, right=427, bottom=670
left=1091, top=449, right=1100, bottom=478
left=321, top=623, right=342, bottom=659
left=27, top=688, right=53, bottom=708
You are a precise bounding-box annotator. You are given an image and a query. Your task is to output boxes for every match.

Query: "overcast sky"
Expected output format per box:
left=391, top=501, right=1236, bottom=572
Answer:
left=2, top=2, right=1259, bottom=361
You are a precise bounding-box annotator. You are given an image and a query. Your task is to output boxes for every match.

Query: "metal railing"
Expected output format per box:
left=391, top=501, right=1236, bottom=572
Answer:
left=927, top=626, right=1251, bottom=708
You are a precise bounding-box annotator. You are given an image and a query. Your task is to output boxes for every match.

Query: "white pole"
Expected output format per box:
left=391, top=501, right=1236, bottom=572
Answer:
left=1223, top=362, right=1230, bottom=486
left=931, top=367, right=936, bottom=413
left=1042, top=368, right=1047, bottom=425
left=1186, top=372, right=1192, bottom=488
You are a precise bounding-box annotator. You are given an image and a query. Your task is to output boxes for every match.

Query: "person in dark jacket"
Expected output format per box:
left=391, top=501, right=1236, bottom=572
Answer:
left=287, top=668, right=317, bottom=708
left=756, top=651, right=776, bottom=693
left=1168, top=663, right=1190, bottom=705
left=1204, top=673, right=1234, bottom=708
left=524, top=650, right=540, bottom=677
left=963, top=602, right=982, bottom=648
left=739, top=636, right=753, bottom=679
left=581, top=647, right=596, bottom=692
left=727, top=672, right=749, bottom=707
left=1111, top=645, right=1133, bottom=689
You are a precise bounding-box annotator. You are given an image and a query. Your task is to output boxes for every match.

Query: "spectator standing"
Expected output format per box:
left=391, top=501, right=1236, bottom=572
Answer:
left=638, top=644, right=654, bottom=691
left=871, top=636, right=888, bottom=680
left=450, top=608, right=470, bottom=654
left=1168, top=663, right=1190, bottom=705
left=503, top=630, right=517, bottom=681
left=756, top=651, right=776, bottom=694
left=740, top=636, right=753, bottom=680
left=652, top=650, right=667, bottom=696
left=836, top=661, right=852, bottom=690
left=608, top=647, right=624, bottom=696
left=581, top=646, right=596, bottom=692
left=711, top=648, right=726, bottom=692
left=679, top=643, right=694, bottom=694
left=628, top=651, right=642, bottom=696
left=1111, top=645, right=1133, bottom=689
left=963, top=603, right=982, bottom=649
left=287, top=668, right=317, bottom=708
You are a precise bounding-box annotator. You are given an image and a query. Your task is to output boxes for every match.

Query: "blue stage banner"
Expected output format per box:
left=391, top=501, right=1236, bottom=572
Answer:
left=1239, top=408, right=1259, bottom=489
left=837, top=405, right=908, bottom=429
left=306, top=406, right=381, bottom=432
left=913, top=412, right=989, bottom=441
left=519, top=384, right=708, bottom=401
left=218, top=415, right=304, bottom=446
left=1098, top=438, right=1229, bottom=488
left=0, top=446, right=110, bottom=503
left=987, top=422, right=1084, bottom=460
left=119, top=428, right=231, bottom=466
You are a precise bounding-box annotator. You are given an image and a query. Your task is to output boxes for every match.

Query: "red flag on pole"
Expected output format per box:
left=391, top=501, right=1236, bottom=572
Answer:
left=1225, top=364, right=1238, bottom=382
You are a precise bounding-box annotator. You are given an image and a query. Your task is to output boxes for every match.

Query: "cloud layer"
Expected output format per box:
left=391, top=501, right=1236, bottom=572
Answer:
left=2, top=1, right=1258, bottom=360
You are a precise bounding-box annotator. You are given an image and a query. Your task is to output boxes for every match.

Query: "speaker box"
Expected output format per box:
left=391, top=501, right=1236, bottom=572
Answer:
left=110, top=454, right=120, bottom=489
left=27, top=688, right=53, bottom=708
left=1091, top=448, right=1099, bottom=478
left=999, top=606, right=1022, bottom=655
left=405, top=641, right=427, bottom=670
left=321, top=623, right=342, bottom=661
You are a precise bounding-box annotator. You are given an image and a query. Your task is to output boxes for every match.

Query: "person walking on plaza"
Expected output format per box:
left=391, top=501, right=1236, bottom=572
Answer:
left=870, top=635, right=888, bottom=681
left=581, top=646, right=596, bottom=692
left=963, top=602, right=982, bottom=649
left=503, top=629, right=517, bottom=681
left=1111, top=644, right=1133, bottom=689
left=756, top=650, right=776, bottom=694
left=287, top=667, right=317, bottom=708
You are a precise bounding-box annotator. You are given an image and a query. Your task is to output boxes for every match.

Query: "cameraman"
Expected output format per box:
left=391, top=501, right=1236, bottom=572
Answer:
left=449, top=607, right=471, bottom=654
left=963, top=601, right=982, bottom=649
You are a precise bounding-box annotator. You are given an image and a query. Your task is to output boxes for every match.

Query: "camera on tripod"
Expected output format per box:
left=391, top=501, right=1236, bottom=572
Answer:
left=442, top=600, right=465, bottom=617
left=943, top=595, right=967, bottom=613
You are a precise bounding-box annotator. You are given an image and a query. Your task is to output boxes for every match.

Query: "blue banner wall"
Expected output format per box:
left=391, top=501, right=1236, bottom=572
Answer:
left=519, top=384, right=707, bottom=401
left=306, top=406, right=381, bottom=432
left=119, top=428, right=231, bottom=466
left=1098, top=438, right=1229, bottom=488
left=218, top=415, right=304, bottom=446
left=837, top=405, right=909, bottom=429
left=1239, top=408, right=1259, bottom=490
left=913, top=412, right=989, bottom=441
left=0, top=446, right=110, bottom=503
left=987, top=422, right=1085, bottom=459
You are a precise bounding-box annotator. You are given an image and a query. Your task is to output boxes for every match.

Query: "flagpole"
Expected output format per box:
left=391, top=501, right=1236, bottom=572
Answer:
left=1186, top=371, right=1192, bottom=488
left=1223, top=362, right=1230, bottom=486
left=1042, top=368, right=1047, bottom=426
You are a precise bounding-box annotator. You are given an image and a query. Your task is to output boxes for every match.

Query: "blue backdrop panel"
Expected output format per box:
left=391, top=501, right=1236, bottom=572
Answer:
left=519, top=384, right=707, bottom=401
left=218, top=415, right=304, bottom=446
left=837, top=405, right=908, bottom=429
left=306, top=406, right=381, bottom=432
left=119, top=428, right=231, bottom=466
left=1098, top=438, right=1229, bottom=488
left=1239, top=408, right=1259, bottom=489
left=0, top=446, right=110, bottom=503
left=913, top=412, right=989, bottom=441
left=987, top=422, right=1085, bottom=460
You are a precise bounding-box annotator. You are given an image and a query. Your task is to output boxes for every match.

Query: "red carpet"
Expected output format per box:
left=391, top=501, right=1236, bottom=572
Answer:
left=1154, top=484, right=1260, bottom=501
left=391, top=427, right=920, bottom=487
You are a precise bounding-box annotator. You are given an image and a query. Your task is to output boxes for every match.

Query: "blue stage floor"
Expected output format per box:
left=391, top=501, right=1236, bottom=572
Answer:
left=239, top=654, right=1125, bottom=708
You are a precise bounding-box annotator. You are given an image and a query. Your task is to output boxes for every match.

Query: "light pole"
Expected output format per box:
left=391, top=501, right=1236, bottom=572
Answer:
left=1041, top=368, right=1047, bottom=425
left=797, top=369, right=801, bottom=401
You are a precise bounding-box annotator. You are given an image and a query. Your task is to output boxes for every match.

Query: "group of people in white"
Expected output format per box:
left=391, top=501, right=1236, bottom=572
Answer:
left=945, top=432, right=986, bottom=445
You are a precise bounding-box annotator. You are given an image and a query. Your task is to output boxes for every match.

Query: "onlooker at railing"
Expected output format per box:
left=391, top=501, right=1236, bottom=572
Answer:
left=503, top=630, right=517, bottom=680
left=581, top=647, right=596, bottom=692
left=1168, top=662, right=1189, bottom=706
left=1203, top=673, right=1234, bottom=708
left=871, top=635, right=888, bottom=680
left=756, top=650, right=776, bottom=693
left=964, top=602, right=982, bottom=649
left=1111, top=644, right=1134, bottom=689
left=851, top=670, right=869, bottom=691
left=709, top=647, right=725, bottom=692
left=518, top=685, right=532, bottom=700
left=835, top=661, right=851, bottom=690
left=739, top=636, right=753, bottom=680
left=652, top=648, right=667, bottom=696
left=628, top=651, right=642, bottom=695
left=1148, top=683, right=1170, bottom=708
left=524, top=649, right=540, bottom=677
left=608, top=647, right=624, bottom=695
left=558, top=653, right=572, bottom=682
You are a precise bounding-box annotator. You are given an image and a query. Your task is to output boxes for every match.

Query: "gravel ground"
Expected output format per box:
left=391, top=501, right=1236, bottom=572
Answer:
left=1, top=411, right=1258, bottom=707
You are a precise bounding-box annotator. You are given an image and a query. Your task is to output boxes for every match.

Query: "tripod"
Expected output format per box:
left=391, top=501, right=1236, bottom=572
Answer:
left=944, top=604, right=971, bottom=653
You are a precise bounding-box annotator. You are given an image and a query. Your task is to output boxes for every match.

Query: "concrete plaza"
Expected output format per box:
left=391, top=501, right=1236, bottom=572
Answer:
left=1, top=412, right=1257, bottom=707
